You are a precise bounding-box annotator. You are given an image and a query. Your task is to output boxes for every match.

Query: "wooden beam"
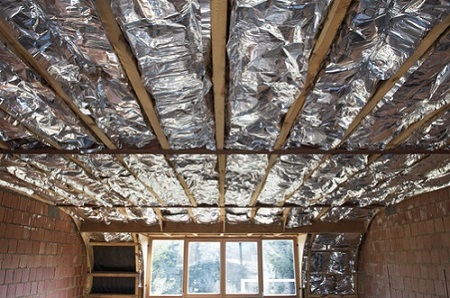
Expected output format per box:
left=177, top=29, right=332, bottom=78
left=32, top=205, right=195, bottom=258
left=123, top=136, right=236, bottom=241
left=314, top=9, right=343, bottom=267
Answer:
left=0, top=141, right=9, bottom=149
left=80, top=220, right=367, bottom=234
left=249, top=0, right=354, bottom=217
left=273, top=0, right=353, bottom=150
left=94, top=0, right=169, bottom=149
left=1, top=146, right=449, bottom=156
left=0, top=21, right=116, bottom=149
left=338, top=15, right=450, bottom=145
left=211, top=0, right=228, bottom=150
left=278, top=17, right=450, bottom=209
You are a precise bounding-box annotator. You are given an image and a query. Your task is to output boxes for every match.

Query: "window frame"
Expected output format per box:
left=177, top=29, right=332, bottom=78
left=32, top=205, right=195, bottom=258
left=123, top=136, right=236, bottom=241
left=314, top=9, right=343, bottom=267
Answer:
left=146, top=236, right=301, bottom=298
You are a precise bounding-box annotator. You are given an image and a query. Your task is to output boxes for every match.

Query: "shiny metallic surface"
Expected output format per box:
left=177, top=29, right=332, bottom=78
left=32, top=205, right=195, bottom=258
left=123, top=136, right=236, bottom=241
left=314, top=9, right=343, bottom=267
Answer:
left=192, top=208, right=220, bottom=224
left=287, top=0, right=450, bottom=149
left=111, top=0, right=215, bottom=149
left=287, top=155, right=368, bottom=206
left=75, top=154, right=160, bottom=206
left=225, top=208, right=252, bottom=223
left=123, top=154, right=190, bottom=206
left=0, top=0, right=155, bottom=148
left=345, top=32, right=450, bottom=150
left=226, top=0, right=331, bottom=150
left=225, top=154, right=268, bottom=206
left=308, top=233, right=362, bottom=294
left=286, top=207, right=321, bottom=228
left=170, top=154, right=219, bottom=205
left=254, top=207, right=284, bottom=225
left=161, top=208, right=191, bottom=223
left=0, top=42, right=98, bottom=149
left=89, top=232, right=134, bottom=242
left=258, top=154, right=322, bottom=205
left=320, top=207, right=379, bottom=222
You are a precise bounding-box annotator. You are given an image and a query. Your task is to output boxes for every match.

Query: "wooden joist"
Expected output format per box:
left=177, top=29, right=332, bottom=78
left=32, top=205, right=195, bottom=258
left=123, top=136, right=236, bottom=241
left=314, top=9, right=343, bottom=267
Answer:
left=80, top=220, right=367, bottom=234
left=249, top=0, right=354, bottom=217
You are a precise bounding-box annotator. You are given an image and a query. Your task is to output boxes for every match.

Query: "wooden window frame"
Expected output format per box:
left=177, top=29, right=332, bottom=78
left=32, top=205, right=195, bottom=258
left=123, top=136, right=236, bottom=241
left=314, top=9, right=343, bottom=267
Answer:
left=146, top=236, right=301, bottom=298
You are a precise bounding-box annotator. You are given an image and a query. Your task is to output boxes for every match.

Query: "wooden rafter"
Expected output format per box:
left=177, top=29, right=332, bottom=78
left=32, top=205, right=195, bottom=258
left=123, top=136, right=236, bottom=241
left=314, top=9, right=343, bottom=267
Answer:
left=80, top=220, right=367, bottom=234
left=338, top=15, right=450, bottom=145
left=277, top=15, right=450, bottom=214
left=211, top=0, right=229, bottom=223
left=248, top=0, right=354, bottom=218
left=94, top=0, right=200, bottom=214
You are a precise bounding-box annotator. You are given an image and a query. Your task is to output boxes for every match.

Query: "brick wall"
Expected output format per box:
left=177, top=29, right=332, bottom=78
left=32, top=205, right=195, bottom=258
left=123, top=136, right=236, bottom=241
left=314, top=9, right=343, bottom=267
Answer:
left=358, top=187, right=450, bottom=297
left=0, top=189, right=87, bottom=297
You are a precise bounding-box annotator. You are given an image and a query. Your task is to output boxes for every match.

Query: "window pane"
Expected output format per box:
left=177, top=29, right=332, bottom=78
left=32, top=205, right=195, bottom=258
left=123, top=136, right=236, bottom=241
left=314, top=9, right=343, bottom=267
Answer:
left=150, top=240, right=184, bottom=295
left=188, top=242, right=220, bottom=294
left=226, top=241, right=259, bottom=294
left=262, top=240, right=296, bottom=295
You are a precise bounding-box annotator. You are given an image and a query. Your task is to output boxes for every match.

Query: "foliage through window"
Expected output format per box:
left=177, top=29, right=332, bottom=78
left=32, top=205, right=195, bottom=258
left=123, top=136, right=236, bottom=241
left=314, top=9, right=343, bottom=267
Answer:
left=148, top=238, right=299, bottom=297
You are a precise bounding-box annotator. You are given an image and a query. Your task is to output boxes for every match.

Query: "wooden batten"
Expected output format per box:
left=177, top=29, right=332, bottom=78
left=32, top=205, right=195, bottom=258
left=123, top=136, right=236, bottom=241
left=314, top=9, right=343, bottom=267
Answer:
left=80, top=220, right=367, bottom=234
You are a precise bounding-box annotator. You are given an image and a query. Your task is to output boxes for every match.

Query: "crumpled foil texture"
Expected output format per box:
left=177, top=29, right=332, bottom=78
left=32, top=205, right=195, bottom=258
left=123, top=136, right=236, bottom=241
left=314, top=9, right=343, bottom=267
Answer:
left=287, top=0, right=450, bottom=149
left=226, top=0, right=331, bottom=150
left=124, top=154, right=190, bottom=206
left=89, top=232, right=134, bottom=242
left=0, top=42, right=98, bottom=149
left=345, top=31, right=450, bottom=149
left=254, top=207, right=283, bottom=225
left=0, top=0, right=155, bottom=148
left=169, top=154, right=219, bottom=205
left=225, top=155, right=268, bottom=206
left=76, top=154, right=159, bottom=206
left=287, top=155, right=367, bottom=206
left=285, top=207, right=321, bottom=228
left=258, top=154, right=322, bottom=205
left=307, top=233, right=361, bottom=294
left=111, top=0, right=215, bottom=149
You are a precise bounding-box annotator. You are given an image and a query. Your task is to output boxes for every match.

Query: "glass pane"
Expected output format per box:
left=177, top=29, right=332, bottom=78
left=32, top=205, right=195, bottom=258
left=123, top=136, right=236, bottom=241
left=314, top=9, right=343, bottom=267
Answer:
left=226, top=241, right=259, bottom=294
left=150, top=240, right=184, bottom=295
left=188, top=242, right=220, bottom=294
left=262, top=240, right=296, bottom=295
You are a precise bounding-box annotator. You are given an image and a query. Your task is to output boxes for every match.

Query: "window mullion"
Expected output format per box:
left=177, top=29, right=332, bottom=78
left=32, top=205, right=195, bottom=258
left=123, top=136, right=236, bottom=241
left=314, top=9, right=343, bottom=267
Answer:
left=258, top=238, right=264, bottom=297
left=183, top=237, right=189, bottom=296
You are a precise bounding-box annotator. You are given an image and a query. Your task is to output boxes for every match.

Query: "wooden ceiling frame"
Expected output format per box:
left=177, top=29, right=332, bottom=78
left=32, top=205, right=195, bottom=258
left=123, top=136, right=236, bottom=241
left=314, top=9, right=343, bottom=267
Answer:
left=95, top=0, right=200, bottom=223
left=80, top=219, right=367, bottom=234
left=247, top=0, right=354, bottom=226
left=211, top=0, right=229, bottom=223
left=0, top=18, right=170, bottom=226
left=271, top=13, right=450, bottom=222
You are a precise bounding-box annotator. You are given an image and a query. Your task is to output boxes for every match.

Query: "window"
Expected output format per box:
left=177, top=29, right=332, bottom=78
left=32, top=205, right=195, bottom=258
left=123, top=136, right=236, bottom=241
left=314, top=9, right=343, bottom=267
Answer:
left=147, top=238, right=299, bottom=297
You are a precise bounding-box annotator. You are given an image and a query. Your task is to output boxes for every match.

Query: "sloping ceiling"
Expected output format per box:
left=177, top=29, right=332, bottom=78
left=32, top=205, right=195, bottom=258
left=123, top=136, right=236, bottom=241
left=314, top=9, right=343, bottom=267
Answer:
left=0, top=0, right=449, bottom=235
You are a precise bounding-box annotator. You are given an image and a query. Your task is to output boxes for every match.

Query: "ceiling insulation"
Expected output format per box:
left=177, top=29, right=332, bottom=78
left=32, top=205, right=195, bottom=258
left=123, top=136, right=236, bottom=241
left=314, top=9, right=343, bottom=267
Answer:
left=0, top=0, right=449, bottom=237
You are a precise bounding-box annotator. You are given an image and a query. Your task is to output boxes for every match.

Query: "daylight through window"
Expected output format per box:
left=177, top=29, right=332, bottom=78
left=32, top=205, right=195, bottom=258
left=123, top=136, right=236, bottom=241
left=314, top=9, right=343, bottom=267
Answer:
left=148, top=238, right=299, bottom=297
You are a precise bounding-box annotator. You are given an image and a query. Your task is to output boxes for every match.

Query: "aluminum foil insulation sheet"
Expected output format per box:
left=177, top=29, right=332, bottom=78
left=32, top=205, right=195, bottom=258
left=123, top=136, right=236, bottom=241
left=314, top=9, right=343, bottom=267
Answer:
left=123, top=154, right=190, bottom=206
left=0, top=154, right=104, bottom=206
left=75, top=154, right=160, bottom=206
left=0, top=109, right=46, bottom=149
left=169, top=154, right=219, bottom=205
left=254, top=207, right=284, bottom=225
left=285, top=207, right=321, bottom=228
left=226, top=0, right=331, bottom=150
left=306, top=233, right=362, bottom=295
left=225, top=154, right=268, bottom=206
left=257, top=154, right=322, bottom=205
left=287, top=0, right=450, bottom=149
left=0, top=166, right=55, bottom=199
left=286, top=154, right=368, bottom=206
left=345, top=31, right=450, bottom=150
left=0, top=41, right=98, bottom=150
left=69, top=207, right=158, bottom=225
left=0, top=0, right=155, bottom=148
left=111, top=0, right=215, bottom=149
left=322, top=153, right=450, bottom=207
left=226, top=207, right=252, bottom=223
left=89, top=232, right=134, bottom=242
left=161, top=208, right=191, bottom=223
left=192, top=208, right=220, bottom=224
left=320, top=207, right=379, bottom=222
